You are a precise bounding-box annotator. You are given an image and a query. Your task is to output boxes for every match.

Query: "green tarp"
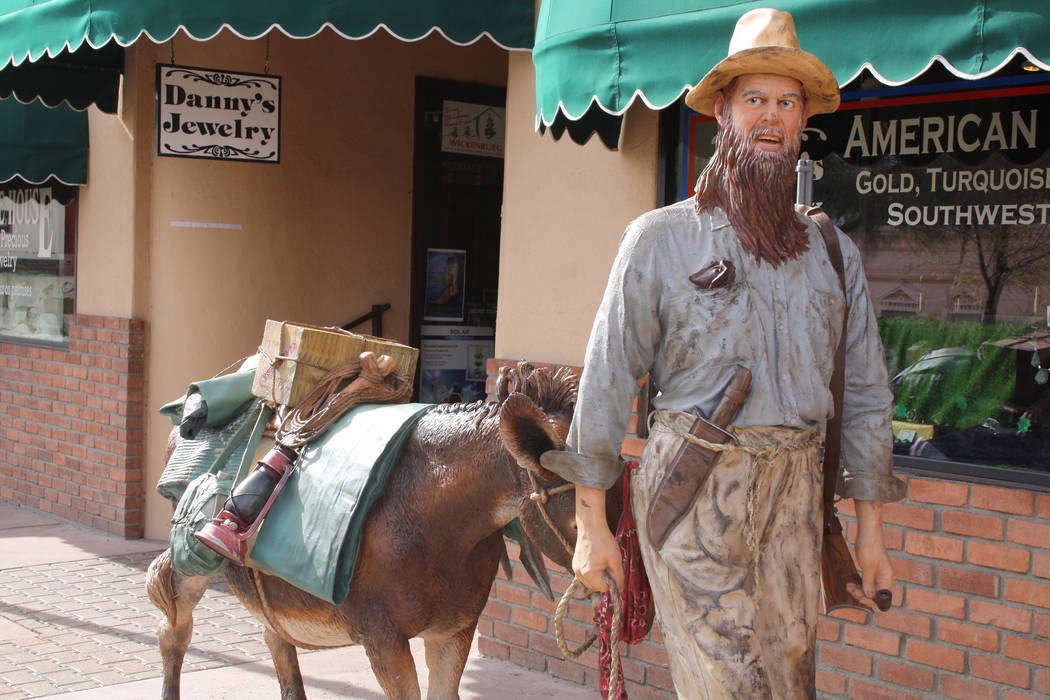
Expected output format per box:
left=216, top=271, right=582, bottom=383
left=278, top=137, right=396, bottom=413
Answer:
left=0, top=96, right=87, bottom=185
left=250, top=402, right=433, bottom=605
left=534, top=0, right=1050, bottom=124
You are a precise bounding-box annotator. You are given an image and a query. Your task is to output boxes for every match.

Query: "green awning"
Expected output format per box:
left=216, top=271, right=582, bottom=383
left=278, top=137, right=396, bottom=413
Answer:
left=535, top=0, right=1050, bottom=125
left=0, top=97, right=88, bottom=185
left=0, top=0, right=534, bottom=112
left=0, top=43, right=123, bottom=113
left=0, top=0, right=535, bottom=64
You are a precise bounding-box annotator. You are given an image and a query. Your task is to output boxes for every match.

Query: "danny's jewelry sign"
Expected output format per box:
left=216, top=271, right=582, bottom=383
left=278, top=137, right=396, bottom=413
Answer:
left=156, top=64, right=281, bottom=162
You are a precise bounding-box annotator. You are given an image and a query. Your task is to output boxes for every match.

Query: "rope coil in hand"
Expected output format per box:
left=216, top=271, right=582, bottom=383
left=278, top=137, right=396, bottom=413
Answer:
left=525, top=468, right=625, bottom=700
left=554, top=573, right=623, bottom=700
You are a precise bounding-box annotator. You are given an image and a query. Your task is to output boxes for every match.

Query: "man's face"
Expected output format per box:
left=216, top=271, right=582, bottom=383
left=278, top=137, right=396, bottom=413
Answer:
left=713, top=74, right=806, bottom=155
left=695, top=72, right=811, bottom=265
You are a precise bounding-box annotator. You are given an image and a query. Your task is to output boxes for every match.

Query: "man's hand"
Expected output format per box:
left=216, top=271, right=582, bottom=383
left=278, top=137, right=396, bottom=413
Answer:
left=854, top=500, right=895, bottom=604
left=573, top=486, right=624, bottom=593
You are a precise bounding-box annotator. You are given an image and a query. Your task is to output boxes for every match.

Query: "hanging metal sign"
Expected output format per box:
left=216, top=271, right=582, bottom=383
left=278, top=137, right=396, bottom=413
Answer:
left=156, top=63, right=281, bottom=163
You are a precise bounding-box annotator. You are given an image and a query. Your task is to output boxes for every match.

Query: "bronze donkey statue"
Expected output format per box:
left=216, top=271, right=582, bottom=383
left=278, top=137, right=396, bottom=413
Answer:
left=146, top=362, right=616, bottom=699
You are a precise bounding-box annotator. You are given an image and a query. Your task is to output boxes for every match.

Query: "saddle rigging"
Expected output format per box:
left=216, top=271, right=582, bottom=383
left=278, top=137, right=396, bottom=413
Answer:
left=195, top=351, right=411, bottom=565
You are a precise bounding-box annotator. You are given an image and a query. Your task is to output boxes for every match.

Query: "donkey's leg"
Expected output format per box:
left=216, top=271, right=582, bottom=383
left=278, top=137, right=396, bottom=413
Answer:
left=422, top=625, right=474, bottom=700
left=363, top=629, right=421, bottom=700
left=263, top=627, right=307, bottom=700
left=145, top=551, right=211, bottom=700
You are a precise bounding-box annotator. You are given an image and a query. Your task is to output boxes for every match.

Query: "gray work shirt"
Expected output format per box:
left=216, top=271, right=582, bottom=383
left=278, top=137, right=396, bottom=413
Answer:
left=543, top=200, right=905, bottom=503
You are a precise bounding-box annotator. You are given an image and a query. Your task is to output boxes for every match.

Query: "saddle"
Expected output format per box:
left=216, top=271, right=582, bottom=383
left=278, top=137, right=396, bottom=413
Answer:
left=248, top=402, right=433, bottom=604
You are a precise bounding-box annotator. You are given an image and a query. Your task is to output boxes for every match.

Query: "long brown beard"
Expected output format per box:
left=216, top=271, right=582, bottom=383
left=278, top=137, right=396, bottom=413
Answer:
left=694, top=105, right=808, bottom=267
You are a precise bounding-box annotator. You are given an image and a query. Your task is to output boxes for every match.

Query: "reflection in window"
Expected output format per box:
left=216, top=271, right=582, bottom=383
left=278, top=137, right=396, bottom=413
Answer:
left=949, top=291, right=983, bottom=321
left=879, top=286, right=921, bottom=316
left=0, top=182, right=77, bottom=345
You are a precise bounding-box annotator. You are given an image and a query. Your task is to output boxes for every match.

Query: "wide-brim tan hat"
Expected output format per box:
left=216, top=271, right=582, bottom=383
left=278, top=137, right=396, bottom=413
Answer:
left=685, top=8, right=840, bottom=118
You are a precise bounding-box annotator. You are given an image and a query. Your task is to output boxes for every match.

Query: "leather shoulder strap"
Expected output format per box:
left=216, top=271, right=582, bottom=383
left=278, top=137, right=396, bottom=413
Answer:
left=797, top=205, right=848, bottom=517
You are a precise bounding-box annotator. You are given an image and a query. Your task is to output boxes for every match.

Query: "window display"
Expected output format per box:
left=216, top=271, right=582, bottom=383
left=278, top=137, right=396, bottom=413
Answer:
left=0, top=182, right=76, bottom=345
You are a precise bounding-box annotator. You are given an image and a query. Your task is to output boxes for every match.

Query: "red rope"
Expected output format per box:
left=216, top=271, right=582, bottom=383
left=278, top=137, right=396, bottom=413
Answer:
left=594, top=461, right=654, bottom=699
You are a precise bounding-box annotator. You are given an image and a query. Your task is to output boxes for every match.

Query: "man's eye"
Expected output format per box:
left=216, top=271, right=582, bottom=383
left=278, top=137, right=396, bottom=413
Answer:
left=747, top=97, right=761, bottom=105
left=780, top=100, right=795, bottom=109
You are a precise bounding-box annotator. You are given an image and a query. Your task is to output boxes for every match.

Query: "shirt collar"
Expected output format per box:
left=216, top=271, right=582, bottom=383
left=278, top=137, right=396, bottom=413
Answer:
left=708, top=206, right=732, bottom=231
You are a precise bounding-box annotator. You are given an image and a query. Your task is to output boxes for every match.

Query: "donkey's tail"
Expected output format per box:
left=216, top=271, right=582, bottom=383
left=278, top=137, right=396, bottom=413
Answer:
left=147, top=549, right=212, bottom=625
left=146, top=550, right=179, bottom=624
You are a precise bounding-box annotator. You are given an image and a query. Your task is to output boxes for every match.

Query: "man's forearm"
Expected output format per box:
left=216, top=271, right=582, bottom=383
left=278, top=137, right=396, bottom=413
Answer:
left=854, top=499, right=884, bottom=535
left=576, top=485, right=608, bottom=531
left=573, top=484, right=623, bottom=592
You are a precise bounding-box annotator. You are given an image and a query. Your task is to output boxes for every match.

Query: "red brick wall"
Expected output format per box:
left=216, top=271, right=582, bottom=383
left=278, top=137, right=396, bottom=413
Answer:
left=819, top=480, right=1050, bottom=699
left=480, top=359, right=1050, bottom=698
left=0, top=314, right=145, bottom=536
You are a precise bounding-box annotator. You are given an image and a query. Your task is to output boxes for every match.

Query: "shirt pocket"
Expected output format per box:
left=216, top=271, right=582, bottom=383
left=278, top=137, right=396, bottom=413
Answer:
left=804, top=287, right=846, bottom=373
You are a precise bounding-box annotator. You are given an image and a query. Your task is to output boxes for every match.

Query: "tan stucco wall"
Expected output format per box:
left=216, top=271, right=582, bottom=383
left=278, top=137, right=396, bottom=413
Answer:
left=82, top=29, right=511, bottom=538
left=495, top=52, right=660, bottom=366
left=76, top=44, right=155, bottom=321
left=76, top=108, right=137, bottom=318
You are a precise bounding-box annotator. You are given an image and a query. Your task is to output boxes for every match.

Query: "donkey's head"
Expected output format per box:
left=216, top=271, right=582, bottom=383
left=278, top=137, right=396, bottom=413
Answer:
left=496, top=362, right=580, bottom=571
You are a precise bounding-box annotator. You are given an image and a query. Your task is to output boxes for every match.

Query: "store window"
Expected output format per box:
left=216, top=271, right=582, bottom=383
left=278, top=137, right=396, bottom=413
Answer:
left=0, top=181, right=77, bottom=346
left=668, top=64, right=1050, bottom=483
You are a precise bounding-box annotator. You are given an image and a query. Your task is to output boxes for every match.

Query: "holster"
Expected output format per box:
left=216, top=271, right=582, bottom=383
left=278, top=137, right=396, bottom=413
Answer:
left=646, top=365, right=751, bottom=550
left=645, top=416, right=736, bottom=549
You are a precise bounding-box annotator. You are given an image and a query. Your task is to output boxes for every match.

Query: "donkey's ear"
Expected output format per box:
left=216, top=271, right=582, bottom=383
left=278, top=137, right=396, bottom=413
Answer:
left=499, top=392, right=565, bottom=476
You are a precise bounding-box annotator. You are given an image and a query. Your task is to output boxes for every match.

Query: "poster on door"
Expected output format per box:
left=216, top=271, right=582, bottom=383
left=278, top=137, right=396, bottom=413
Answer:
left=423, top=248, right=466, bottom=321
left=419, top=325, right=494, bottom=404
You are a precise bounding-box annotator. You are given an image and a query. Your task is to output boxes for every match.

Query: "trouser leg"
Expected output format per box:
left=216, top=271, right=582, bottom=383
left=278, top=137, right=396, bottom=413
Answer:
left=631, top=415, right=822, bottom=699
left=748, top=429, right=823, bottom=699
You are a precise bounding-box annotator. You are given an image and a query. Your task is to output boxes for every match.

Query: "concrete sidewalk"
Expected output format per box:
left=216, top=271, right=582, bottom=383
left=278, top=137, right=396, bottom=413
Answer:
left=0, top=503, right=595, bottom=699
